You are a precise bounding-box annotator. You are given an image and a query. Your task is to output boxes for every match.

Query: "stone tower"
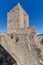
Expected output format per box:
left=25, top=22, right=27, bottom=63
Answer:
left=7, top=3, right=29, bottom=32
left=0, top=3, right=43, bottom=65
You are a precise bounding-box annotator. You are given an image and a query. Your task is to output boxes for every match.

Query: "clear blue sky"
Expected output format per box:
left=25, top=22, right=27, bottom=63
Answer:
left=0, top=0, right=43, bottom=34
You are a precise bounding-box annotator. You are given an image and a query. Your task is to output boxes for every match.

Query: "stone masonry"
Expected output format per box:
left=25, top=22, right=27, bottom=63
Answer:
left=0, top=3, right=43, bottom=65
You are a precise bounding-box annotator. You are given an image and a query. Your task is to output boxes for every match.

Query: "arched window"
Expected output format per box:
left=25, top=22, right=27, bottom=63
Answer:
left=16, top=37, right=19, bottom=42
left=10, top=33, right=14, bottom=39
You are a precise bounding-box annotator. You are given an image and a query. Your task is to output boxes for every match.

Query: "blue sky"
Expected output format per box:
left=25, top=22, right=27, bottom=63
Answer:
left=0, top=0, right=43, bottom=34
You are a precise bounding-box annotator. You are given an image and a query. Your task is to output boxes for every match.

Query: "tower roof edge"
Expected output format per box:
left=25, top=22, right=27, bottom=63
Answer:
left=17, top=3, right=21, bottom=6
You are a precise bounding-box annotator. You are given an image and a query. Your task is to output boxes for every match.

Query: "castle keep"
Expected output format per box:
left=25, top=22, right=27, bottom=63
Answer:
left=0, top=3, right=43, bottom=65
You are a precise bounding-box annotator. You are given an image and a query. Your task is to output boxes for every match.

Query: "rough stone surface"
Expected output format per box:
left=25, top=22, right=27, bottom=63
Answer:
left=0, top=3, right=43, bottom=65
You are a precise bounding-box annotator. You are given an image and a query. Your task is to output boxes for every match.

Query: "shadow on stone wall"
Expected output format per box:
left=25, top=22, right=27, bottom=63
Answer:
left=0, top=45, right=17, bottom=65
